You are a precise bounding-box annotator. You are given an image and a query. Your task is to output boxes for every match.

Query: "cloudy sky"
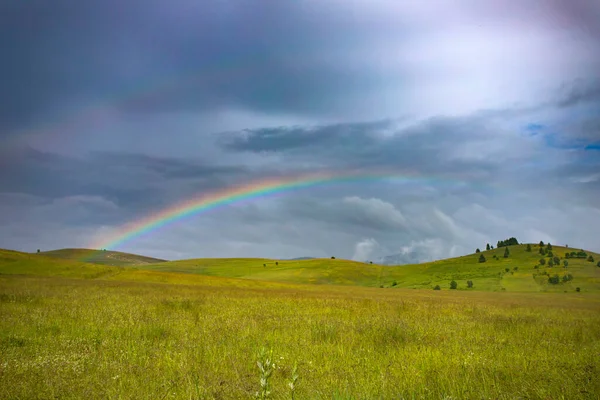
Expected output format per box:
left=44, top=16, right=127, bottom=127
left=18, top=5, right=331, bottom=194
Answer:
left=1, top=0, right=599, bottom=262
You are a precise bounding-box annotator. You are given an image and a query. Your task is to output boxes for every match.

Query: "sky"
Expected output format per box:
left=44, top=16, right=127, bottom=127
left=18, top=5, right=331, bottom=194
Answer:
left=1, top=0, right=599, bottom=262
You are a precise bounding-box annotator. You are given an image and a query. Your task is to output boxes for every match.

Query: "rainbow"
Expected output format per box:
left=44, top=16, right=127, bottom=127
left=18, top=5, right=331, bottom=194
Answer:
left=88, top=169, right=490, bottom=254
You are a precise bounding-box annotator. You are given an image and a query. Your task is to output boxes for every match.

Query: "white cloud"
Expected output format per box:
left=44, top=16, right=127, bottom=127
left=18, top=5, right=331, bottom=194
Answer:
left=352, top=238, right=379, bottom=262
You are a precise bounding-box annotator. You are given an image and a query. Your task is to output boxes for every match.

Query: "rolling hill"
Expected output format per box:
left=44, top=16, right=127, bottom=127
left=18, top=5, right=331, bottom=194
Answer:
left=40, top=248, right=167, bottom=266
left=133, top=243, right=600, bottom=292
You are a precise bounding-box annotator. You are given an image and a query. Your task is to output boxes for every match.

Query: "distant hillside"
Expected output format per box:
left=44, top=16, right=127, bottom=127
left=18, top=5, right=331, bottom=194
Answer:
left=136, top=244, right=600, bottom=292
left=40, top=248, right=167, bottom=266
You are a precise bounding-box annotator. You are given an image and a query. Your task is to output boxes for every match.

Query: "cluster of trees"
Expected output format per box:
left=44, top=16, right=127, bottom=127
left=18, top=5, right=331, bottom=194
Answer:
left=497, top=237, right=519, bottom=247
left=548, top=273, right=573, bottom=285
left=565, top=250, right=588, bottom=259
left=433, top=280, right=474, bottom=290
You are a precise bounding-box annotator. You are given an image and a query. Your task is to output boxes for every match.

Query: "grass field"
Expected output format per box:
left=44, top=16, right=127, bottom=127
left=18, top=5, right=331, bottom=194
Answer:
left=2, top=246, right=600, bottom=399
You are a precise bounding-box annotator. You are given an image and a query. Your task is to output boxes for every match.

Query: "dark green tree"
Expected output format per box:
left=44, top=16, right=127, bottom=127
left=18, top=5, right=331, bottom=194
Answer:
left=539, top=258, right=546, bottom=266
left=505, top=267, right=510, bottom=272
left=476, top=248, right=480, bottom=253
left=36, top=249, right=40, bottom=253
left=548, top=259, right=554, bottom=267
left=433, top=285, right=441, bottom=290
left=546, top=242, right=552, bottom=251
left=450, top=280, right=457, bottom=289
left=539, top=247, right=546, bottom=256
left=526, top=244, right=532, bottom=252
left=576, top=287, right=581, bottom=292
left=504, top=247, right=510, bottom=258
left=467, top=280, right=474, bottom=288
left=553, top=256, right=560, bottom=265
left=588, top=255, right=595, bottom=262
left=563, top=260, right=568, bottom=267
left=597, top=261, right=600, bottom=268
left=486, top=243, right=491, bottom=251
left=539, top=241, right=544, bottom=247
left=479, top=254, right=486, bottom=263
left=331, top=256, right=335, bottom=259
left=275, top=261, right=279, bottom=266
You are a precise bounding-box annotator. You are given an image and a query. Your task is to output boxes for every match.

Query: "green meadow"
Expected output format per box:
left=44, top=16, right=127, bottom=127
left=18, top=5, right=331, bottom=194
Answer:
left=2, top=244, right=600, bottom=399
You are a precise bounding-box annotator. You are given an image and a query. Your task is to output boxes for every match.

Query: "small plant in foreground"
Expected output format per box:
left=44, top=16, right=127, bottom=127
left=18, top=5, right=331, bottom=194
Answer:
left=433, top=285, right=441, bottom=290
left=255, top=347, right=274, bottom=399
left=288, top=362, right=299, bottom=400
left=450, top=280, right=457, bottom=289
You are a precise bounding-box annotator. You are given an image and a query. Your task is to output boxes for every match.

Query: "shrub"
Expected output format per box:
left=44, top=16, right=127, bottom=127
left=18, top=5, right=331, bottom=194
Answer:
left=450, top=280, right=457, bottom=289
left=476, top=248, right=480, bottom=253
left=36, top=249, right=40, bottom=253
left=539, top=247, right=546, bottom=255
left=548, top=259, right=554, bottom=267
left=263, top=263, right=266, bottom=267
left=486, top=243, right=491, bottom=251
left=588, top=255, right=595, bottom=262
left=275, top=261, right=279, bottom=266
left=505, top=268, right=510, bottom=272
left=433, top=285, right=441, bottom=290
left=562, top=274, right=573, bottom=282
left=539, top=258, right=546, bottom=266
left=576, top=287, right=581, bottom=292
left=539, top=241, right=544, bottom=247
left=513, top=266, right=518, bottom=271
left=546, top=242, right=552, bottom=251
left=565, top=253, right=570, bottom=259
left=553, top=256, right=560, bottom=265
left=331, top=256, right=335, bottom=259
left=548, top=274, right=560, bottom=284
left=391, top=281, right=397, bottom=287
left=597, top=261, right=600, bottom=268
left=534, top=265, right=539, bottom=269
left=467, top=280, right=474, bottom=288
left=503, top=247, right=510, bottom=258
left=526, top=244, right=532, bottom=252
left=563, top=260, right=568, bottom=267
left=478, top=254, right=486, bottom=263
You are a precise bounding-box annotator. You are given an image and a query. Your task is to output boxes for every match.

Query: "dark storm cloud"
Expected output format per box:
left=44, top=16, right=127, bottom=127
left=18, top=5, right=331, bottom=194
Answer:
left=0, top=0, right=409, bottom=133
left=557, top=79, right=600, bottom=108
left=0, top=146, right=248, bottom=214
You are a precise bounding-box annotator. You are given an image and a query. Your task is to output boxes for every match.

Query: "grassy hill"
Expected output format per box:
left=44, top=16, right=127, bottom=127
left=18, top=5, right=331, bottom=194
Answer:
left=137, top=244, right=600, bottom=292
left=40, top=248, right=167, bottom=266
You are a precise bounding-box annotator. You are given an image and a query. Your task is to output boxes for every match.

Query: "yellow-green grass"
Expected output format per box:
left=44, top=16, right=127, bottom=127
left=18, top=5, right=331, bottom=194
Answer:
left=41, top=248, right=167, bottom=266
left=1, top=273, right=600, bottom=399
left=138, top=244, right=600, bottom=293
left=2, top=247, right=600, bottom=398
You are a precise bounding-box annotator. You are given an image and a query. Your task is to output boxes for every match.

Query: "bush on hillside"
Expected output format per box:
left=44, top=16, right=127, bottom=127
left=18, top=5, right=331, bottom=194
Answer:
left=553, top=256, right=560, bottom=265
left=563, top=260, right=568, bottom=268
left=505, top=268, right=510, bottom=272
left=467, top=280, right=473, bottom=288
left=548, top=259, right=554, bottom=267
left=486, top=243, right=491, bottom=251
left=504, top=247, right=510, bottom=258
left=548, top=274, right=560, bottom=284
left=565, top=253, right=570, bottom=259
left=331, top=256, right=335, bottom=259
left=576, top=287, right=581, bottom=292
left=562, top=274, right=573, bottom=282
left=526, top=244, right=532, bottom=252
left=450, top=280, right=457, bottom=289
left=433, top=285, right=441, bottom=290
left=539, top=247, right=546, bottom=256
left=476, top=248, right=480, bottom=253
left=588, top=255, right=595, bottom=262
left=513, top=266, right=518, bottom=271
left=546, top=243, right=552, bottom=251
left=539, top=258, right=546, bottom=265
left=597, top=261, right=600, bottom=268
left=479, top=254, right=486, bottom=263
left=539, top=241, right=544, bottom=247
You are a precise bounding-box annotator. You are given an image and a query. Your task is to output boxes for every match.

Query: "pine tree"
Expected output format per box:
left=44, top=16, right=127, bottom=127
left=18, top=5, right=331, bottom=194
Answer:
left=486, top=243, right=491, bottom=251
left=504, top=247, right=510, bottom=258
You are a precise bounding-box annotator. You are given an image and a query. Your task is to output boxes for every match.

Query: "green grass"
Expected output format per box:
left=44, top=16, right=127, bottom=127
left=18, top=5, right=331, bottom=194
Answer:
left=41, top=248, right=167, bottom=266
left=1, top=245, right=600, bottom=398
left=137, top=244, right=600, bottom=293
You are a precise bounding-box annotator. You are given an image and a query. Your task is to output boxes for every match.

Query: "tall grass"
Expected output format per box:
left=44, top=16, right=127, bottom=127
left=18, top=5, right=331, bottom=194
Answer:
left=1, top=274, right=599, bottom=399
